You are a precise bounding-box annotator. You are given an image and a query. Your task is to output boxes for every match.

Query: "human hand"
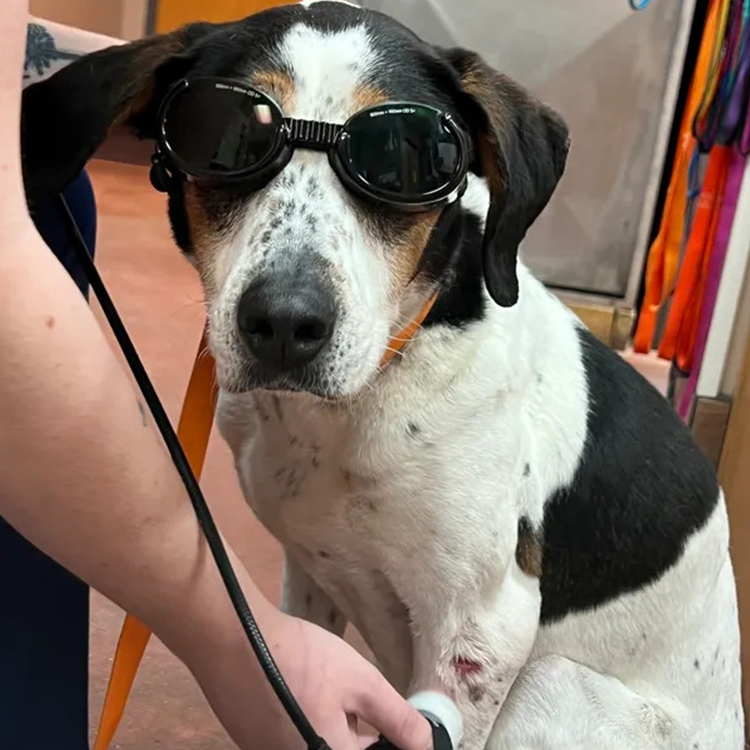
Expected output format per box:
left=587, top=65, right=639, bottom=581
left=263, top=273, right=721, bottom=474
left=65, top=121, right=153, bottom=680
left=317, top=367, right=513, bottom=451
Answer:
left=268, top=610, right=433, bottom=749
left=185, top=602, right=433, bottom=750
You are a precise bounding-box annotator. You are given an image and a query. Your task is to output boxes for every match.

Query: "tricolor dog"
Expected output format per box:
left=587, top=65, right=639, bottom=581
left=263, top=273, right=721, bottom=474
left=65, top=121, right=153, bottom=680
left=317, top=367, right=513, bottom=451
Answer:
left=22, top=2, right=745, bottom=747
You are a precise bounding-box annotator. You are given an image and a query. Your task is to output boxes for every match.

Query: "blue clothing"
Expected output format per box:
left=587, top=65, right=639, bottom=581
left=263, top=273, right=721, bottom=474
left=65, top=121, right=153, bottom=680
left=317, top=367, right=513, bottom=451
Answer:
left=0, top=171, right=96, bottom=750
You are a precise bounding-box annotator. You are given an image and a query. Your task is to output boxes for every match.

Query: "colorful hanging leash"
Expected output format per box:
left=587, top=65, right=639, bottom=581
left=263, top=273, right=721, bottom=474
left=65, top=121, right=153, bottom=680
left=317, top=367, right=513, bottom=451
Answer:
left=633, top=0, right=726, bottom=353
left=693, top=0, right=750, bottom=149
left=635, top=0, right=750, bottom=423
left=693, top=0, right=735, bottom=142
left=661, top=0, right=750, bottom=373
left=666, top=3, right=750, bottom=372
left=673, top=2, right=750, bottom=416
left=657, top=144, right=732, bottom=365
left=677, top=145, right=746, bottom=419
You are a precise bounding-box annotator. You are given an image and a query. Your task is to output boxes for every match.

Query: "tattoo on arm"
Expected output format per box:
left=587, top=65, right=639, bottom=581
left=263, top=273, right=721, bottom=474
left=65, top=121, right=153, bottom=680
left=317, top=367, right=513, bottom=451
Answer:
left=24, top=23, right=80, bottom=82
left=137, top=400, right=149, bottom=427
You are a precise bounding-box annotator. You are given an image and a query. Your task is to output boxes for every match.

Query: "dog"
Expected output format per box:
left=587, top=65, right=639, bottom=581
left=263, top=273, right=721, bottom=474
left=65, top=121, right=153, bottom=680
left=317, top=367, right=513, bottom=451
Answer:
left=22, top=2, right=745, bottom=747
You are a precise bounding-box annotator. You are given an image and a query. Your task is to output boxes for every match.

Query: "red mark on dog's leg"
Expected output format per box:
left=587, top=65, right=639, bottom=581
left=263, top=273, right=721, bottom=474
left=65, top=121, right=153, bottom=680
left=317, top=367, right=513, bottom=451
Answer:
left=453, top=657, right=483, bottom=677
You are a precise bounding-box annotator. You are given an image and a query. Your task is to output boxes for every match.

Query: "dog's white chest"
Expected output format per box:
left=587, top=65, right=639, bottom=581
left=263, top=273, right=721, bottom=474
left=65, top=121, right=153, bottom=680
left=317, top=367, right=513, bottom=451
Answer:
left=217, top=385, right=524, bottom=688
left=222, top=388, right=517, bottom=568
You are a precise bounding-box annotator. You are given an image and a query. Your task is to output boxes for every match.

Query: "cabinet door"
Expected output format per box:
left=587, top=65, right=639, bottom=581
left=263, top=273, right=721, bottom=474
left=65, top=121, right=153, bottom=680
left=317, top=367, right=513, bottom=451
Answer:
left=154, top=0, right=293, bottom=33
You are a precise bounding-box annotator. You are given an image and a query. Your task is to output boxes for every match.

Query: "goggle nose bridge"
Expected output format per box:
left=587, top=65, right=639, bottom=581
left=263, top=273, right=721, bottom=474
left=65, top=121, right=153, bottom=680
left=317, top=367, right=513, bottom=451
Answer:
left=283, top=118, right=344, bottom=151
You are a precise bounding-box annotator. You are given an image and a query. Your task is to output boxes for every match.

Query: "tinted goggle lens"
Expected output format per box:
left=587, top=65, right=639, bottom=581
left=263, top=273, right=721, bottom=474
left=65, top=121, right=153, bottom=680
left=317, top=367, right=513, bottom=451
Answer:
left=162, top=81, right=282, bottom=175
left=340, top=105, right=463, bottom=200
left=159, top=80, right=466, bottom=206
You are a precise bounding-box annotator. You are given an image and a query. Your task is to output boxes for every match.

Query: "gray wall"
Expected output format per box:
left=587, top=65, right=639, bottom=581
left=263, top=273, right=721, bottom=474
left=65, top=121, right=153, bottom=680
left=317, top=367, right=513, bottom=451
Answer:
left=363, top=0, right=688, bottom=300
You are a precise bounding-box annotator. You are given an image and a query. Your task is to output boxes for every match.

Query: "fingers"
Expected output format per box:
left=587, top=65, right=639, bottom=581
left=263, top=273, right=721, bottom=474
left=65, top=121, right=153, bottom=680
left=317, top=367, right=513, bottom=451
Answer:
left=321, top=714, right=366, bottom=750
left=357, top=733, right=379, bottom=749
left=349, top=671, right=433, bottom=750
left=354, top=716, right=378, bottom=749
left=348, top=714, right=359, bottom=735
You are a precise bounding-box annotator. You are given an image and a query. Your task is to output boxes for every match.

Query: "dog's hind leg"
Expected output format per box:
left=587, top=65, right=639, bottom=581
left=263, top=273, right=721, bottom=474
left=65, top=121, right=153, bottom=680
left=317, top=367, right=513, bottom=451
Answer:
left=488, top=655, right=700, bottom=750
left=404, top=565, right=542, bottom=750
left=280, top=552, right=347, bottom=637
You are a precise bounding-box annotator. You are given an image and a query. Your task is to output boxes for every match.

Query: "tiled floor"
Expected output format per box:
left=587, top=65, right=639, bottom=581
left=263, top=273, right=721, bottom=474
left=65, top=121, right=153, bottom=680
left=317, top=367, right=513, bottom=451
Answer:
left=83, top=159, right=669, bottom=749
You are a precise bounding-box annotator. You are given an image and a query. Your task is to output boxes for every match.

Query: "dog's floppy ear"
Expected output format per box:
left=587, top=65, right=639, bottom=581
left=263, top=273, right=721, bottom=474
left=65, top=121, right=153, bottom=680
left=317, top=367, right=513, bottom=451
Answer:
left=21, top=23, right=212, bottom=201
left=436, top=47, right=570, bottom=307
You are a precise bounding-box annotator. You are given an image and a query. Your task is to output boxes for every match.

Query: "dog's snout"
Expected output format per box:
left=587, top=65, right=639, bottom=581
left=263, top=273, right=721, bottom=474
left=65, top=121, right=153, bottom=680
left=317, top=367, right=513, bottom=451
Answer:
left=237, top=272, right=336, bottom=369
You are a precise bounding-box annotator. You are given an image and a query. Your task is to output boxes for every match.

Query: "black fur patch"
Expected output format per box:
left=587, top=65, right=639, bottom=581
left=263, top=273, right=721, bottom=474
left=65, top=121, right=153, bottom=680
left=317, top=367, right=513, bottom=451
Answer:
left=422, top=209, right=486, bottom=328
left=167, top=180, right=193, bottom=253
left=538, top=328, right=719, bottom=625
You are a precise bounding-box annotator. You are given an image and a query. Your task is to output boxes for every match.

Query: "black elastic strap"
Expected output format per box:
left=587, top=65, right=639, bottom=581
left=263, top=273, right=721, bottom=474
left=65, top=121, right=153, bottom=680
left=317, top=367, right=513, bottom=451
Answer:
left=284, top=118, right=343, bottom=150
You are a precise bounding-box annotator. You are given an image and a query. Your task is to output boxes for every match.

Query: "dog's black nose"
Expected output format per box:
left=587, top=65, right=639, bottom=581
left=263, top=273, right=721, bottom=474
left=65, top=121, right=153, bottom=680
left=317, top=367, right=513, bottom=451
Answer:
left=237, top=273, right=336, bottom=369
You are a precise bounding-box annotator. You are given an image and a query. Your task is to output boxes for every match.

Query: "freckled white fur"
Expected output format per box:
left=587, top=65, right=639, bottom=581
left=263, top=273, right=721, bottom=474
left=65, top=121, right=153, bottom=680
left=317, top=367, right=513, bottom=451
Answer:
left=207, top=21, right=744, bottom=750
left=207, top=22, right=414, bottom=396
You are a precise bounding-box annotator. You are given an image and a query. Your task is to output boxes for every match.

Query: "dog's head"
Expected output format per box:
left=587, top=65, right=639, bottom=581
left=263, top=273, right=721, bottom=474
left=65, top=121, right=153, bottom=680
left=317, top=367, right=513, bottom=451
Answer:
left=22, top=1, right=569, bottom=398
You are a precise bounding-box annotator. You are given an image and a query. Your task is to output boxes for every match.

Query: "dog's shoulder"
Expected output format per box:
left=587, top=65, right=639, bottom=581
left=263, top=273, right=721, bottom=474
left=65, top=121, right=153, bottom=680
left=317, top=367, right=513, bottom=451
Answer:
left=538, top=325, right=720, bottom=624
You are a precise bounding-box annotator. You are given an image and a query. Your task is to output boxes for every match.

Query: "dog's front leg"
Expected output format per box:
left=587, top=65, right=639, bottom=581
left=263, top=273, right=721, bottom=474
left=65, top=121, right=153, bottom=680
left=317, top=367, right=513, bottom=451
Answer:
left=487, top=655, right=694, bottom=750
left=280, top=552, right=348, bottom=637
left=407, top=565, right=541, bottom=750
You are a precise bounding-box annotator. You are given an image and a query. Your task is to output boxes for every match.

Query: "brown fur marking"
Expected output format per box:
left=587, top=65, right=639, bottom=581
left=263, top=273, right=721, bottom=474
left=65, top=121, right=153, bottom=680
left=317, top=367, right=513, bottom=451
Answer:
left=113, top=32, right=190, bottom=129
left=455, top=56, right=513, bottom=200
left=250, top=70, right=296, bottom=111
left=389, top=211, right=441, bottom=290
left=468, top=684, right=485, bottom=704
left=183, top=186, right=220, bottom=293
left=353, top=83, right=388, bottom=112
left=515, top=517, right=543, bottom=578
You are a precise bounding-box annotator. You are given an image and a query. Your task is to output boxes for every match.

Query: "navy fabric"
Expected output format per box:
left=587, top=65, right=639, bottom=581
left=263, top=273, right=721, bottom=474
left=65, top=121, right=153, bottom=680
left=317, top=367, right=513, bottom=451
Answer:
left=0, top=171, right=96, bottom=750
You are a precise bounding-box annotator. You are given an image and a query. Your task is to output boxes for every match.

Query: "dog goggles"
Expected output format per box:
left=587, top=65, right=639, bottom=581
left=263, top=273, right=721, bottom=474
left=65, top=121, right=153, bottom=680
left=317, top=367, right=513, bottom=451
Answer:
left=151, top=77, right=471, bottom=212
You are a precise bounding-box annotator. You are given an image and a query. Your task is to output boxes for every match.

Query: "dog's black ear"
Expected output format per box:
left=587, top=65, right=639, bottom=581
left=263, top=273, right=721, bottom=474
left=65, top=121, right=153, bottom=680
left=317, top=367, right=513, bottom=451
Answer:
left=436, top=47, right=570, bottom=307
left=21, top=23, right=212, bottom=202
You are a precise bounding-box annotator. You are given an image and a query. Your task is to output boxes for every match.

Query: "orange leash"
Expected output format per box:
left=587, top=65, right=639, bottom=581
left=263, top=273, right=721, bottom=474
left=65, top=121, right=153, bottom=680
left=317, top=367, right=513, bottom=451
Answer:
left=93, top=329, right=218, bottom=750
left=633, top=0, right=724, bottom=353
left=94, top=293, right=435, bottom=748
left=661, top=145, right=731, bottom=370
left=657, top=145, right=730, bottom=362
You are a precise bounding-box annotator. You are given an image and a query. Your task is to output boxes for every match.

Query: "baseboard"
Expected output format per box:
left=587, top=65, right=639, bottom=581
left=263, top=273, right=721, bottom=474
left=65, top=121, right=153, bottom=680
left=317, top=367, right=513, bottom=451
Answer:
left=565, top=302, right=635, bottom=351
left=689, top=396, right=732, bottom=472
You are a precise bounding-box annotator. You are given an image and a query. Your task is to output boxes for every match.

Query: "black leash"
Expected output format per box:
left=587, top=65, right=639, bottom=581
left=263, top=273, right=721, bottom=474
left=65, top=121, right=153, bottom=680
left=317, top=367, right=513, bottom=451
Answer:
left=55, top=193, right=332, bottom=750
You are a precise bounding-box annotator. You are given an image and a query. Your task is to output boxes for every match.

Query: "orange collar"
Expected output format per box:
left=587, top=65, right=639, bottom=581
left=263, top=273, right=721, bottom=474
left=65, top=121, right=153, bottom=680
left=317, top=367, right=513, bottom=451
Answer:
left=379, top=293, right=437, bottom=368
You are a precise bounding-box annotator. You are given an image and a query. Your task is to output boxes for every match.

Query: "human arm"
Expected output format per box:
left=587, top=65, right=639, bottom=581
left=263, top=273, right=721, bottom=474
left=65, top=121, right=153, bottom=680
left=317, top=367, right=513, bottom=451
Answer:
left=23, top=15, right=123, bottom=86
left=0, top=4, right=430, bottom=749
